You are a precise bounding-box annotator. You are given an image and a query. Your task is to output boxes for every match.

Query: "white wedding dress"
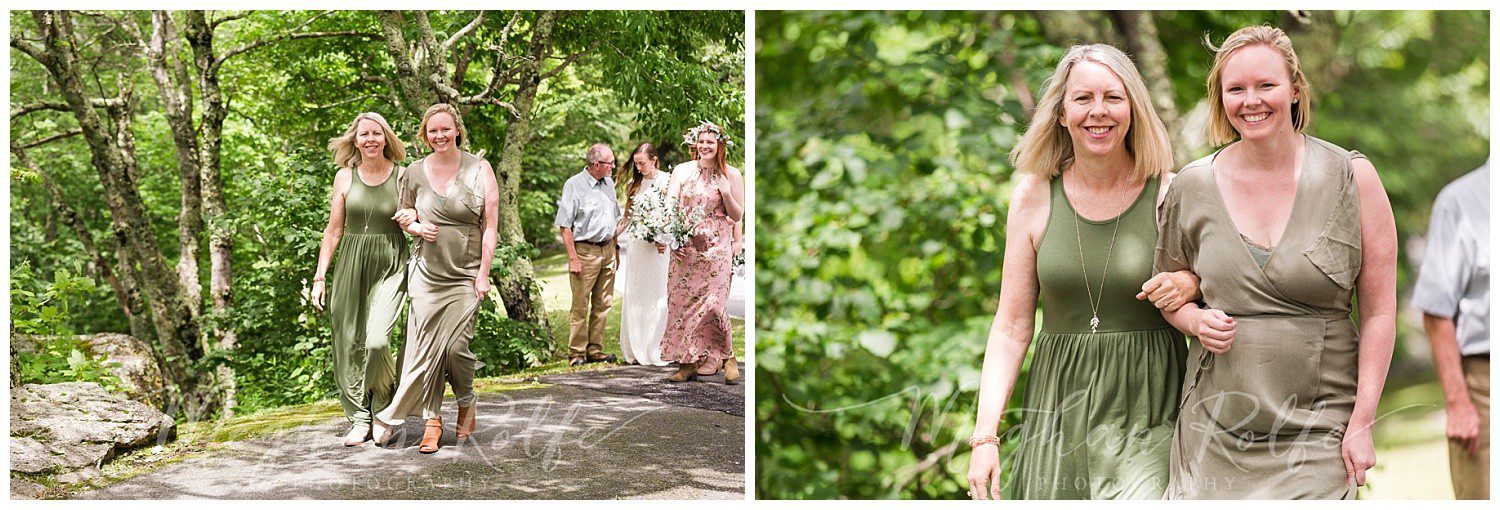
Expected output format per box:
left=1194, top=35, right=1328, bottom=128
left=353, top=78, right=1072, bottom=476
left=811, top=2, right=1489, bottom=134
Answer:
left=617, top=173, right=671, bottom=365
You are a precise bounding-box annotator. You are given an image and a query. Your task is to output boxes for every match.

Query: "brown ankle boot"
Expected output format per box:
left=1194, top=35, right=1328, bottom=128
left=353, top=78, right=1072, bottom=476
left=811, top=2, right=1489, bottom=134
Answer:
left=418, top=417, right=443, bottom=454
left=723, top=357, right=741, bottom=385
left=456, top=406, right=476, bottom=440
left=696, top=359, right=720, bottom=376
left=667, top=363, right=698, bottom=382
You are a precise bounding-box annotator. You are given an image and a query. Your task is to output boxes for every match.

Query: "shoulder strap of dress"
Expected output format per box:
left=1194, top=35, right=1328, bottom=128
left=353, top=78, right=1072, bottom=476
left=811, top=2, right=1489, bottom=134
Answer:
left=1046, top=174, right=1067, bottom=215
left=407, top=159, right=426, bottom=182
left=1302, top=135, right=1362, bottom=183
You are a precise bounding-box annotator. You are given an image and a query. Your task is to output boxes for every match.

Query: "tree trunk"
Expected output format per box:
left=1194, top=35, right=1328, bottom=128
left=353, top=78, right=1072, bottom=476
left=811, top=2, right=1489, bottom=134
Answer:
left=1109, top=11, right=1190, bottom=166
left=492, top=11, right=557, bottom=325
left=24, top=10, right=199, bottom=405
left=111, top=230, right=154, bottom=343
left=377, top=10, right=442, bottom=117
left=1034, top=11, right=1119, bottom=48
left=185, top=11, right=238, bottom=417
left=139, top=11, right=205, bottom=321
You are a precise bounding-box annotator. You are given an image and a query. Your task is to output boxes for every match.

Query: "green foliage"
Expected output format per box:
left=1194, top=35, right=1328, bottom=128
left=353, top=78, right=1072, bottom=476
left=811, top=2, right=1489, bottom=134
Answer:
left=224, top=148, right=344, bottom=410
left=10, top=262, right=98, bottom=336
left=756, top=10, right=1489, bottom=499
left=11, top=262, right=126, bottom=392
left=14, top=337, right=128, bottom=394
left=472, top=300, right=555, bottom=375
left=757, top=12, right=1038, bottom=499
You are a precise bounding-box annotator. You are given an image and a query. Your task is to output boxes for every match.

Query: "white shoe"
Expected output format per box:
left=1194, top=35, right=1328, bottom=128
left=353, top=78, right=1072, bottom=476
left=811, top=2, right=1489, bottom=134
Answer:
left=343, top=423, right=371, bottom=446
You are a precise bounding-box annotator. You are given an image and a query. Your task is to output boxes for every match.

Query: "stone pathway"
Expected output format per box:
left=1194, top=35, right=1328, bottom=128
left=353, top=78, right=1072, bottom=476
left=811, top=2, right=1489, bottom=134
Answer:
left=79, top=364, right=745, bottom=499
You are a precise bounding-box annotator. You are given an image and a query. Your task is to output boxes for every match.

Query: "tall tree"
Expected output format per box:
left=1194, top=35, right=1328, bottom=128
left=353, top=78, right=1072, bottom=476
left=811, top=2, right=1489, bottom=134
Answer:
left=182, top=10, right=240, bottom=415
left=129, top=11, right=206, bottom=322
left=12, top=10, right=201, bottom=405
left=1110, top=11, right=1190, bottom=166
left=490, top=10, right=560, bottom=324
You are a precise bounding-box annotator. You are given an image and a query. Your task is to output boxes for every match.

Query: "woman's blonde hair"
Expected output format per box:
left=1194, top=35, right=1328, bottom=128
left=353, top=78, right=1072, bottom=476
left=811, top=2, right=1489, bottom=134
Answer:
left=415, top=103, right=470, bottom=151
left=1205, top=25, right=1312, bottom=147
left=1010, top=44, right=1173, bottom=182
left=326, top=112, right=406, bottom=169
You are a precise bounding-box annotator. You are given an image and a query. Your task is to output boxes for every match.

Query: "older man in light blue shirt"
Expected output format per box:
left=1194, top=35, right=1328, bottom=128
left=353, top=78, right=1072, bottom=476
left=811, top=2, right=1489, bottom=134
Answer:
left=556, top=143, right=622, bottom=365
left=1412, top=161, right=1489, bottom=499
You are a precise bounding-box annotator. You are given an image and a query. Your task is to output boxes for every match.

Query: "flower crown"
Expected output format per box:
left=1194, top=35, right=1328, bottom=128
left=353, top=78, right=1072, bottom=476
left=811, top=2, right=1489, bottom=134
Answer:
left=683, top=121, right=734, bottom=148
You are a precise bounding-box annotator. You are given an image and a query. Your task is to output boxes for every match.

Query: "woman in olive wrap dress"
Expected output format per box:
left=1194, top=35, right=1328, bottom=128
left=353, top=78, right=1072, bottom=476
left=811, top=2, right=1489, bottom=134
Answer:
left=1154, top=26, right=1398, bottom=499
left=372, top=104, right=500, bottom=454
left=312, top=112, right=408, bottom=447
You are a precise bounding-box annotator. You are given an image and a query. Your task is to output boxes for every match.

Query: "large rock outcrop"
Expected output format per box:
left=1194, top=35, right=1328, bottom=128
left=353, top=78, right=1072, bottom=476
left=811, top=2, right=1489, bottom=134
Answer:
left=12, top=333, right=164, bottom=407
left=10, top=382, right=176, bottom=496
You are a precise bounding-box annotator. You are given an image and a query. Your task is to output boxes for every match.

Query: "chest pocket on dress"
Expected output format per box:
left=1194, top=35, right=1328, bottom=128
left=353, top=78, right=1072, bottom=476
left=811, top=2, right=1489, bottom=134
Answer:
left=1303, top=171, right=1362, bottom=291
left=457, top=173, right=485, bottom=219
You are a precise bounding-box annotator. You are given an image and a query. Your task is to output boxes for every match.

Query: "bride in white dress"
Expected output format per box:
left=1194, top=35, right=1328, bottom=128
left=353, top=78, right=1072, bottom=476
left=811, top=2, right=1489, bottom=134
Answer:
left=616, top=142, right=671, bottom=365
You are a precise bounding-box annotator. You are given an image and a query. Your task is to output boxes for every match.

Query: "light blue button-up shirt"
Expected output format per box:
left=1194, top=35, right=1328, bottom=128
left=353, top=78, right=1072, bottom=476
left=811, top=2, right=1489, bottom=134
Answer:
left=1412, top=162, right=1489, bottom=355
left=555, top=169, right=619, bottom=243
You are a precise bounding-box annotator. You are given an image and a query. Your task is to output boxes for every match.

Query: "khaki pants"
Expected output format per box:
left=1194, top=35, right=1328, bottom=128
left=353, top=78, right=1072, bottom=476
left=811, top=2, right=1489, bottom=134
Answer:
left=568, top=241, right=615, bottom=356
left=1449, top=355, right=1490, bottom=500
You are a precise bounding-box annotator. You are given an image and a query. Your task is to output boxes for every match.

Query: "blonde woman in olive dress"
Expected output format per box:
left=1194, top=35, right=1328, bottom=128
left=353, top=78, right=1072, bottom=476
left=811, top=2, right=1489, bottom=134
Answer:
left=964, top=44, right=1202, bottom=500
left=311, top=112, right=408, bottom=447
left=1154, top=26, right=1397, bottom=499
left=371, top=104, right=500, bottom=454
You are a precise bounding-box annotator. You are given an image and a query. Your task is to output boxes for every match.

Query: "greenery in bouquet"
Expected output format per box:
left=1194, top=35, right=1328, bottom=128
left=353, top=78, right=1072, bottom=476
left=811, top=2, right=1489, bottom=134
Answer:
left=666, top=203, right=709, bottom=250
left=625, top=190, right=675, bottom=245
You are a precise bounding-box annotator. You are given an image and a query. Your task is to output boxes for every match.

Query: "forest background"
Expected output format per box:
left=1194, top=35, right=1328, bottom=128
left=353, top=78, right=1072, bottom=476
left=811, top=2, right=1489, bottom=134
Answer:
left=9, top=10, right=745, bottom=420
left=755, top=10, right=1489, bottom=499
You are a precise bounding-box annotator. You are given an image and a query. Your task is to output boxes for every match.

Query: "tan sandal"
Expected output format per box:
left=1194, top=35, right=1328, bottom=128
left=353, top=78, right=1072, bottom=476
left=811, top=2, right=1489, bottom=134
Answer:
left=418, top=417, right=443, bottom=454
left=456, top=406, right=476, bottom=440
left=371, top=419, right=395, bottom=447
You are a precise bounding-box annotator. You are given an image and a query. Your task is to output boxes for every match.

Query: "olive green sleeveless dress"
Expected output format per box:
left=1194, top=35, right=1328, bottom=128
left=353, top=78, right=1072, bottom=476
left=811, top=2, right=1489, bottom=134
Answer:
left=328, top=167, right=407, bottom=426
left=1007, top=175, right=1188, bottom=499
left=377, top=152, right=487, bottom=426
left=1157, top=136, right=1365, bottom=499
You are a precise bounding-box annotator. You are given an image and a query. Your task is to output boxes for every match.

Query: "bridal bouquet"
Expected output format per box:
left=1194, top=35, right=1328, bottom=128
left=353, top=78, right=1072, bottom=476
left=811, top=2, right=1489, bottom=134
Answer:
left=625, top=191, right=674, bottom=246
left=626, top=191, right=707, bottom=250
left=663, top=203, right=708, bottom=251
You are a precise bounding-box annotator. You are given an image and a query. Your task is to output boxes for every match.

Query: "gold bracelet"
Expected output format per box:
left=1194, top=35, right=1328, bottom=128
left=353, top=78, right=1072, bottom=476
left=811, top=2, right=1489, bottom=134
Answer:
left=969, top=435, right=1001, bottom=448
left=312, top=276, right=325, bottom=282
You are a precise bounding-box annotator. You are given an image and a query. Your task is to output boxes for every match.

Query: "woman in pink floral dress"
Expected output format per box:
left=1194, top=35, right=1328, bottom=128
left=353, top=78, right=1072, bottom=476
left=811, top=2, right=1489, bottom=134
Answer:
left=663, top=122, right=745, bottom=383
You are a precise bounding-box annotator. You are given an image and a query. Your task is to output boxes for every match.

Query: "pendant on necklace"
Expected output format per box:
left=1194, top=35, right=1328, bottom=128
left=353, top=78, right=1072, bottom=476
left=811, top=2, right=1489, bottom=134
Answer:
left=1090, top=315, right=1100, bottom=334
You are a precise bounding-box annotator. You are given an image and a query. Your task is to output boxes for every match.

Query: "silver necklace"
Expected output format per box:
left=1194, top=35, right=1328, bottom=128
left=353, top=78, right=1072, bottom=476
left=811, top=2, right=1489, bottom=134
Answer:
left=1070, top=178, right=1129, bottom=335
left=357, top=162, right=393, bottom=233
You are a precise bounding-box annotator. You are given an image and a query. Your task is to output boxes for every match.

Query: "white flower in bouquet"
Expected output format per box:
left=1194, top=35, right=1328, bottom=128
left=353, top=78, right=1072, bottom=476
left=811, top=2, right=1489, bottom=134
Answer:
left=664, top=203, right=708, bottom=251
left=626, top=190, right=673, bottom=246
